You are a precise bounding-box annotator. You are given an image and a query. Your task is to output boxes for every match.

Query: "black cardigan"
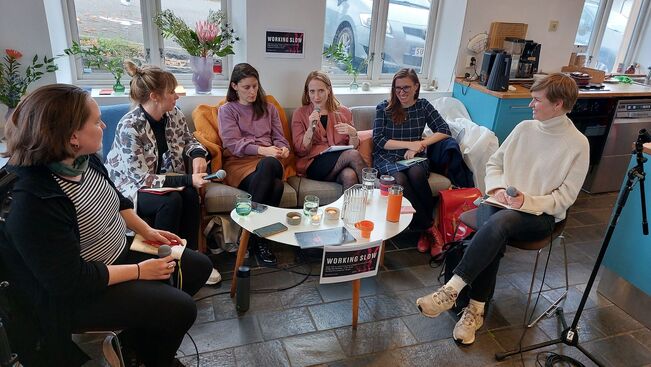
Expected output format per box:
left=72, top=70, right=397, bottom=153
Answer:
left=0, top=154, right=133, bottom=366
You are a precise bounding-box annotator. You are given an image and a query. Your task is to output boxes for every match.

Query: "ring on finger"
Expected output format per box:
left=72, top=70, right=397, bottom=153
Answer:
left=167, top=263, right=174, bottom=269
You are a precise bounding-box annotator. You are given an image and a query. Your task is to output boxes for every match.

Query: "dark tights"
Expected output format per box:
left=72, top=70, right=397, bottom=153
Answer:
left=323, top=149, right=367, bottom=190
left=393, top=165, right=434, bottom=230
left=239, top=157, right=284, bottom=206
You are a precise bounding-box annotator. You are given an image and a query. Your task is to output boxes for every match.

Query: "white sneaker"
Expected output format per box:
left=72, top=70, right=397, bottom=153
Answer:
left=205, top=268, right=222, bottom=285
left=453, top=304, right=484, bottom=345
left=102, top=335, right=121, bottom=367
left=416, top=285, right=458, bottom=318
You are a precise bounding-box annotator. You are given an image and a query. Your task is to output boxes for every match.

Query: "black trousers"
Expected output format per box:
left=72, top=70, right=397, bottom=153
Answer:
left=239, top=157, right=284, bottom=207
left=137, top=186, right=200, bottom=250
left=70, top=246, right=212, bottom=367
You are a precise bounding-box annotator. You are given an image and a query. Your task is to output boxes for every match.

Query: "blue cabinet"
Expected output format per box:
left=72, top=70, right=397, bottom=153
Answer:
left=452, top=82, right=532, bottom=143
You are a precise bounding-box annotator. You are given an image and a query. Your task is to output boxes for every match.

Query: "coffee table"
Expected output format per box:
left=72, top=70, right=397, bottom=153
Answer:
left=229, top=189, right=413, bottom=328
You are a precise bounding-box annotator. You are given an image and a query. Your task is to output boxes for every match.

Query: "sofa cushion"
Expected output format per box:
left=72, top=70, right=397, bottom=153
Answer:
left=357, top=129, right=373, bottom=167
left=350, top=106, right=376, bottom=131
left=428, top=173, right=451, bottom=197
left=204, top=181, right=297, bottom=213
left=287, top=176, right=342, bottom=207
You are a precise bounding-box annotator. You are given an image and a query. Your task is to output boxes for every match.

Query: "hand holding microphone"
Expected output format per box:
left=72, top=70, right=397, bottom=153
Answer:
left=309, top=106, right=321, bottom=130
left=505, top=186, right=524, bottom=209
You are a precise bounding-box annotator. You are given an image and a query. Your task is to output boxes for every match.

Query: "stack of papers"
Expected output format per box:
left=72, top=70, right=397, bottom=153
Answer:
left=320, top=145, right=354, bottom=155
left=396, top=157, right=427, bottom=167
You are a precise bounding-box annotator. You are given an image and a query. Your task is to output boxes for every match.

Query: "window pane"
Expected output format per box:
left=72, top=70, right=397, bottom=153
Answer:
left=72, top=0, right=145, bottom=75
left=574, top=0, right=602, bottom=46
left=322, top=0, right=373, bottom=76
left=597, top=0, right=634, bottom=72
left=382, top=0, right=431, bottom=73
left=161, top=0, right=223, bottom=74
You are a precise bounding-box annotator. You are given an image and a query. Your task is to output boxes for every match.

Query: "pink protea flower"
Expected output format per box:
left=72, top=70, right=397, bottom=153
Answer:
left=196, top=21, right=218, bottom=43
left=6, top=49, right=22, bottom=59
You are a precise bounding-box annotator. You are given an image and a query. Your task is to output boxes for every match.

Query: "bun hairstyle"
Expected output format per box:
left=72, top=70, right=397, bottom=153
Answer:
left=124, top=60, right=177, bottom=105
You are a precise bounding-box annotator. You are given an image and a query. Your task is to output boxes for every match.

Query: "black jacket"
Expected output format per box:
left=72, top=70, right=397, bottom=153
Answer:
left=0, top=154, right=133, bottom=366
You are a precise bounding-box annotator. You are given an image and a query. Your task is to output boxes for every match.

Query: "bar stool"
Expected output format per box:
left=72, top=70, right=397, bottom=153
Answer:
left=459, top=207, right=569, bottom=328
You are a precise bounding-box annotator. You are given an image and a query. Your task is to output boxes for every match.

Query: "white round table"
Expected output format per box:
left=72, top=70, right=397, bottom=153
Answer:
left=229, top=189, right=414, bottom=328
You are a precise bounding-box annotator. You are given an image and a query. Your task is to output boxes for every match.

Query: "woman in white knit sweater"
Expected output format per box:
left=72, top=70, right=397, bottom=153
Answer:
left=415, top=73, right=590, bottom=345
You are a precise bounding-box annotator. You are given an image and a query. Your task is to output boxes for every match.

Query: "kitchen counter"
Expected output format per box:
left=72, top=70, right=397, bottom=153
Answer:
left=455, top=77, right=651, bottom=99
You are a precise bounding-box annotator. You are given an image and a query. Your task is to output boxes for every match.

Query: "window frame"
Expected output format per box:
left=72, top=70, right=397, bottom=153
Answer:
left=62, top=0, right=231, bottom=87
left=323, top=0, right=440, bottom=86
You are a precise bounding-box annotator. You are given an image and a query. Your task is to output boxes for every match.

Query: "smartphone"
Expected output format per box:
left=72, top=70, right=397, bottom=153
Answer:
left=251, top=202, right=268, bottom=213
left=253, top=222, right=288, bottom=238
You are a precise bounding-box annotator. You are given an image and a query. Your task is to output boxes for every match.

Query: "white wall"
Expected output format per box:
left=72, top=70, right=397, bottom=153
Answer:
left=455, top=0, right=584, bottom=76
left=0, top=0, right=57, bottom=117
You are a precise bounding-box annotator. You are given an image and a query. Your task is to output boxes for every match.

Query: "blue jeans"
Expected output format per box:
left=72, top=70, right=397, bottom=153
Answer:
left=453, top=204, right=556, bottom=302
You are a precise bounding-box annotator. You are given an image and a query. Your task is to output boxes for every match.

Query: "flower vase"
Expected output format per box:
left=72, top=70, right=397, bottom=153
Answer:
left=190, top=56, right=214, bottom=94
left=349, top=76, right=359, bottom=91
left=113, top=80, right=125, bottom=94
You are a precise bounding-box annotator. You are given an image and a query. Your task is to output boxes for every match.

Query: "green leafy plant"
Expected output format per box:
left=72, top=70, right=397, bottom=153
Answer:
left=63, top=38, right=140, bottom=83
left=153, top=9, right=238, bottom=58
left=0, top=49, right=57, bottom=108
left=323, top=42, right=367, bottom=82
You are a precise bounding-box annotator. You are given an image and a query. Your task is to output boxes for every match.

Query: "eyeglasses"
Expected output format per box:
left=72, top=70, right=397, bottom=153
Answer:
left=394, top=86, right=413, bottom=94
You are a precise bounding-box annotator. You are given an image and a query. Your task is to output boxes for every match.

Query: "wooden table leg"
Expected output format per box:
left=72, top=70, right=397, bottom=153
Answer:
left=230, top=229, right=250, bottom=298
left=352, top=279, right=360, bottom=329
left=379, top=240, right=386, bottom=268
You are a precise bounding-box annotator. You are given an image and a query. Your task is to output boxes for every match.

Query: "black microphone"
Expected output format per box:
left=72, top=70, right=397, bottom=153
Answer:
left=506, top=186, right=519, bottom=197
left=639, top=128, right=651, bottom=144
left=312, top=106, right=321, bottom=127
left=158, top=245, right=174, bottom=286
left=204, top=169, right=227, bottom=181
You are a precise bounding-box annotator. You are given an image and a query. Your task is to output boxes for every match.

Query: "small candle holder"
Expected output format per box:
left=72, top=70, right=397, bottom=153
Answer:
left=310, top=209, right=323, bottom=226
left=324, top=207, right=340, bottom=221
left=286, top=211, right=302, bottom=226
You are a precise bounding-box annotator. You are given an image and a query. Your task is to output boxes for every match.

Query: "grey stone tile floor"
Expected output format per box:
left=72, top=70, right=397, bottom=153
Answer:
left=79, top=191, right=651, bottom=366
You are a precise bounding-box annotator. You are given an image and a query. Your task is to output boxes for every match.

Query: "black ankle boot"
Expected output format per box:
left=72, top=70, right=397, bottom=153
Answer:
left=253, top=239, right=277, bottom=266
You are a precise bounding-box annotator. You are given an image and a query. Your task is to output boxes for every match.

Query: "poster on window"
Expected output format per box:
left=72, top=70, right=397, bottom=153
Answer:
left=319, top=241, right=382, bottom=284
left=265, top=30, right=305, bottom=58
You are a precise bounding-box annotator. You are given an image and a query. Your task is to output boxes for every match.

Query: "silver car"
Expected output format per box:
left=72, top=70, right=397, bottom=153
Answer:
left=324, top=0, right=431, bottom=73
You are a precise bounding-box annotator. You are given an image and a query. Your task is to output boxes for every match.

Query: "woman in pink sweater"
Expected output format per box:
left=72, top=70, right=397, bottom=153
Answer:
left=291, top=71, right=367, bottom=190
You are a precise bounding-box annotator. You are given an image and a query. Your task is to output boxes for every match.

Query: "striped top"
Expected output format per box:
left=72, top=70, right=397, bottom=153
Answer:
left=54, top=168, right=127, bottom=265
left=372, top=98, right=451, bottom=175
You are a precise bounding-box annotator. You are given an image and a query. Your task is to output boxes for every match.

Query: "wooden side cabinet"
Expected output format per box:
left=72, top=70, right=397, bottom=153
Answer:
left=452, top=82, right=532, bottom=143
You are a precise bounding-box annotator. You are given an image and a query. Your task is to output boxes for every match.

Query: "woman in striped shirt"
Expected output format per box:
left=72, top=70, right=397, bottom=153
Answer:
left=2, top=84, right=211, bottom=367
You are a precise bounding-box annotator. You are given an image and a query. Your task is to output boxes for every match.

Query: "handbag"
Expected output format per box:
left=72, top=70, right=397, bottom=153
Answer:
left=438, top=187, right=481, bottom=245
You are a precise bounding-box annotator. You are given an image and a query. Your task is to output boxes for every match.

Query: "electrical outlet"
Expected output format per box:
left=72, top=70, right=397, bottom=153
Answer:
left=465, top=55, right=476, bottom=68
left=549, top=20, right=559, bottom=32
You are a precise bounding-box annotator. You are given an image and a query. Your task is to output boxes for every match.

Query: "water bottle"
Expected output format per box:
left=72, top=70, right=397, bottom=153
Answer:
left=236, top=266, right=250, bottom=313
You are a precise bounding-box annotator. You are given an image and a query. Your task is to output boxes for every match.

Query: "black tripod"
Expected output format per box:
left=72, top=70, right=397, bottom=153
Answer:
left=495, top=129, right=651, bottom=366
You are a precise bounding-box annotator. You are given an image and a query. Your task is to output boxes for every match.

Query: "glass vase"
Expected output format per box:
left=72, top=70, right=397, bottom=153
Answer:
left=112, top=80, right=125, bottom=94
left=190, top=56, right=214, bottom=94
left=349, top=76, right=359, bottom=91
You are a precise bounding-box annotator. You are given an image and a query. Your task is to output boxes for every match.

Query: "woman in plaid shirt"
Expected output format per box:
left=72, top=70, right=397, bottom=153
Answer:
left=372, top=68, right=451, bottom=251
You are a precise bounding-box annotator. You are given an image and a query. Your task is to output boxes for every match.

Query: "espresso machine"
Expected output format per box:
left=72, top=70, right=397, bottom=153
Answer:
left=516, top=40, right=541, bottom=78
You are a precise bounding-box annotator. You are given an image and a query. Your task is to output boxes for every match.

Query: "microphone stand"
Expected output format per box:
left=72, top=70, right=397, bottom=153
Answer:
left=495, top=129, right=650, bottom=366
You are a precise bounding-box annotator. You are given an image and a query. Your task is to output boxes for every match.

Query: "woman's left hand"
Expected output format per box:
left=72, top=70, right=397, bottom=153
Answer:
left=335, top=123, right=356, bottom=136
left=279, top=146, right=290, bottom=159
left=142, top=228, right=183, bottom=245
left=505, top=192, right=524, bottom=209
left=192, top=157, right=208, bottom=174
left=404, top=149, right=419, bottom=159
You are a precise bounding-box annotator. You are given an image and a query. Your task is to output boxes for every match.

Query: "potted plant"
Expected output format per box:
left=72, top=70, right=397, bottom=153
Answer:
left=323, top=42, right=367, bottom=90
left=63, top=38, right=140, bottom=94
left=0, top=49, right=57, bottom=137
left=154, top=9, right=238, bottom=94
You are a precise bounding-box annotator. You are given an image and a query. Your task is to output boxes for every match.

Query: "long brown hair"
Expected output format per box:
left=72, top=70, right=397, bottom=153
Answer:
left=124, top=60, right=177, bottom=105
left=386, top=68, right=420, bottom=124
left=301, top=70, right=340, bottom=112
left=3, top=84, right=90, bottom=166
left=226, top=63, right=267, bottom=119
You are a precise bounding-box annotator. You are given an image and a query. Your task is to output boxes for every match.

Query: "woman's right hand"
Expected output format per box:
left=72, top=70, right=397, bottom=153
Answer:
left=407, top=141, right=425, bottom=153
left=191, top=173, right=208, bottom=189
left=258, top=145, right=283, bottom=158
left=138, top=256, right=175, bottom=280
left=491, top=189, right=509, bottom=205
left=309, top=110, right=320, bottom=125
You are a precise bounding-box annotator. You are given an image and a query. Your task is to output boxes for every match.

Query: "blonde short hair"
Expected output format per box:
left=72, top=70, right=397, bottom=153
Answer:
left=530, top=73, right=578, bottom=112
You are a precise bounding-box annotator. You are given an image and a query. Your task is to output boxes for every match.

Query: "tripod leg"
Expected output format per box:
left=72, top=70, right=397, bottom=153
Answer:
left=495, top=338, right=563, bottom=361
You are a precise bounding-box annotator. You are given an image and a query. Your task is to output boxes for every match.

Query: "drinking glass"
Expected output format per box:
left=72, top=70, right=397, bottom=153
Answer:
left=386, top=185, right=403, bottom=222
left=303, top=195, right=320, bottom=216
left=362, top=167, right=378, bottom=201
left=379, top=175, right=395, bottom=197
left=235, top=193, right=252, bottom=216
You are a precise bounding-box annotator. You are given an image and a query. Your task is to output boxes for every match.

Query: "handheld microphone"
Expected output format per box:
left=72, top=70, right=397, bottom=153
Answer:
left=505, top=186, right=519, bottom=197
left=312, top=106, right=321, bottom=127
left=204, top=169, right=227, bottom=181
left=158, top=245, right=174, bottom=285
